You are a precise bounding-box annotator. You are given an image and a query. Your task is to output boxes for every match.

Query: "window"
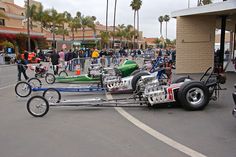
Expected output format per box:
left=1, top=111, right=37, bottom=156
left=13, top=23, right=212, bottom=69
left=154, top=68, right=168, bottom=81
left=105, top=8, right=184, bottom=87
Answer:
left=0, top=19, right=5, bottom=26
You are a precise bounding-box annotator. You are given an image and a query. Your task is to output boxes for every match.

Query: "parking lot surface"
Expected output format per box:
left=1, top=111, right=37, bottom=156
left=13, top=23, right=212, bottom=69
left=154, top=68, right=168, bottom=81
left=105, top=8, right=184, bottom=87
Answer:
left=0, top=62, right=236, bottom=157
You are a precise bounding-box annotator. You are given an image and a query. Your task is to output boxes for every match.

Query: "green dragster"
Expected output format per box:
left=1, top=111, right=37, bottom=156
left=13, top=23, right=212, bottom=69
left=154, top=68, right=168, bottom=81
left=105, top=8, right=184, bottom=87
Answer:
left=55, top=60, right=139, bottom=83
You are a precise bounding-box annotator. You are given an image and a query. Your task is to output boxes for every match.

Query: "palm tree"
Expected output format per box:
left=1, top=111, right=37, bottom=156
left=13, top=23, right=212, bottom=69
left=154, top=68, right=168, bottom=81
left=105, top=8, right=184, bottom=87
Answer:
left=67, top=11, right=82, bottom=41
left=135, top=0, right=142, bottom=43
left=100, top=31, right=110, bottom=48
left=130, top=0, right=142, bottom=49
left=115, top=24, right=126, bottom=47
left=124, top=25, right=135, bottom=48
left=27, top=4, right=37, bottom=30
left=158, top=16, right=164, bottom=37
left=112, top=0, right=117, bottom=48
left=68, top=16, right=81, bottom=41
left=58, top=11, right=70, bottom=41
left=106, top=0, right=109, bottom=33
left=163, top=15, right=170, bottom=39
left=33, top=4, right=47, bottom=33
left=80, top=15, right=96, bottom=42
left=130, top=0, right=136, bottom=48
left=46, top=8, right=64, bottom=48
left=54, top=13, right=68, bottom=41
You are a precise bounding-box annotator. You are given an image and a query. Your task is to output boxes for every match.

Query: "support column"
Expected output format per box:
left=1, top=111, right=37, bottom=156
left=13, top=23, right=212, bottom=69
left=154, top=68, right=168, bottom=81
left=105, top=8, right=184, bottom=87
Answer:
left=219, top=15, right=227, bottom=71
left=234, top=24, right=236, bottom=61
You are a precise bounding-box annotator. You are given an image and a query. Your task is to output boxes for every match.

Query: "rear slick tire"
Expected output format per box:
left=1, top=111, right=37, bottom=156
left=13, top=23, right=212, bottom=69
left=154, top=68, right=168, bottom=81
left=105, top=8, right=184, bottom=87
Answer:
left=178, top=81, right=209, bottom=111
left=131, top=71, right=150, bottom=91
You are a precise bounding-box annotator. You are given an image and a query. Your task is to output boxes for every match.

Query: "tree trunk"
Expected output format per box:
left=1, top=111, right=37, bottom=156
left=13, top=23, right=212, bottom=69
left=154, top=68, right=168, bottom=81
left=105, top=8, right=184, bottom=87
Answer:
left=41, top=25, right=43, bottom=33
left=137, top=10, right=139, bottom=49
left=53, top=23, right=55, bottom=48
left=63, top=24, right=65, bottom=41
left=112, top=0, right=117, bottom=49
left=40, top=20, right=43, bottom=33
left=120, top=37, right=123, bottom=49
left=133, top=10, right=136, bottom=49
left=83, top=28, right=85, bottom=42
left=30, top=20, right=33, bottom=30
left=72, top=29, right=74, bottom=41
left=106, top=0, right=109, bottom=32
left=160, top=22, right=162, bottom=37
left=166, top=21, right=167, bottom=39
left=105, top=0, right=109, bottom=48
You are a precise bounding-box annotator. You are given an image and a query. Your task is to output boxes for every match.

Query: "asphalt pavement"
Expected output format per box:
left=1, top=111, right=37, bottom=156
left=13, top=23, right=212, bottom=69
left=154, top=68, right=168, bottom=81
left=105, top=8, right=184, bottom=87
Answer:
left=0, top=60, right=236, bottom=157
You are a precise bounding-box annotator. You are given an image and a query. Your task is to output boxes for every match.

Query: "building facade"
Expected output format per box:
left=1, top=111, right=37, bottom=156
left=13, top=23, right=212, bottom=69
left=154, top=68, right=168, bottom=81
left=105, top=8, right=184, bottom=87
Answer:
left=172, top=0, right=236, bottom=73
left=0, top=0, right=145, bottom=52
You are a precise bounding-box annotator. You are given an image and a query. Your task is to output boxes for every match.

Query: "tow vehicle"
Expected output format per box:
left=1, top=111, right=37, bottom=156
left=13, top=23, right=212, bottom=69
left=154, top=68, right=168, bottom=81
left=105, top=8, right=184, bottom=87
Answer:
left=24, top=67, right=226, bottom=117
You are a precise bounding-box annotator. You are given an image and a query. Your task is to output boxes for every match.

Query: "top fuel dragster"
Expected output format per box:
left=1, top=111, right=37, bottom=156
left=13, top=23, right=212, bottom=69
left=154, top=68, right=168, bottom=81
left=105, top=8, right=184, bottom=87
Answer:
left=24, top=67, right=226, bottom=117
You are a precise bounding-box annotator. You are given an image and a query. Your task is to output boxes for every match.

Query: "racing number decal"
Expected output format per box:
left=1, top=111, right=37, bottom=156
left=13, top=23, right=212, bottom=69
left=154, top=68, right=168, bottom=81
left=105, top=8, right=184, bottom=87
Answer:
left=167, top=87, right=173, bottom=100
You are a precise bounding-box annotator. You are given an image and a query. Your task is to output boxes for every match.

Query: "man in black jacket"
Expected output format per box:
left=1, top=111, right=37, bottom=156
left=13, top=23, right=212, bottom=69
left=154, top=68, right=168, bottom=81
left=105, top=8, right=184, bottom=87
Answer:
left=50, top=49, right=60, bottom=75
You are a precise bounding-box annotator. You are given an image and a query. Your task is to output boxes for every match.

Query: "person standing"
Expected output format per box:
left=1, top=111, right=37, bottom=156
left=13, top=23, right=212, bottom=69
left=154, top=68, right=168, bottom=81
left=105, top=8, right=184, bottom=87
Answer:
left=79, top=49, right=86, bottom=71
left=91, top=48, right=99, bottom=64
left=67, top=49, right=73, bottom=71
left=100, top=48, right=106, bottom=67
left=24, top=50, right=29, bottom=64
left=50, top=49, right=60, bottom=75
left=106, top=49, right=113, bottom=67
left=59, top=49, right=65, bottom=69
left=16, top=54, right=29, bottom=81
left=72, top=50, right=78, bottom=71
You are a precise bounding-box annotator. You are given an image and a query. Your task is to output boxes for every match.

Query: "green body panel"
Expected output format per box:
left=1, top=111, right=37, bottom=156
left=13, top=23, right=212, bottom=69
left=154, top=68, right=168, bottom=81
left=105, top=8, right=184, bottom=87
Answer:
left=117, top=60, right=139, bottom=77
left=55, top=60, right=138, bottom=83
left=56, top=74, right=100, bottom=83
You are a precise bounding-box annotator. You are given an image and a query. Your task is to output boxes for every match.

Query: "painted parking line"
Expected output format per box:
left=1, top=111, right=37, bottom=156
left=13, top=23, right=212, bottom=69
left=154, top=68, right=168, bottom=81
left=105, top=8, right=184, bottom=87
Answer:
left=106, top=93, right=206, bottom=157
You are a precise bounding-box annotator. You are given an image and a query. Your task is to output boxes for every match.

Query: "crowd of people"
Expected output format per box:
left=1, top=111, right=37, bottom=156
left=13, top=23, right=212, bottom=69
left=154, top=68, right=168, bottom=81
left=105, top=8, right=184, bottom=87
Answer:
left=15, top=47, right=176, bottom=81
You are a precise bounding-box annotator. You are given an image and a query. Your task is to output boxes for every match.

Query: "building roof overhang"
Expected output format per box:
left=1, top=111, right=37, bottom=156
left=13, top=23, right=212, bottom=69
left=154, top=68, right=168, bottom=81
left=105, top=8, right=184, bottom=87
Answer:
left=171, top=0, right=236, bottom=18
left=0, top=27, right=44, bottom=37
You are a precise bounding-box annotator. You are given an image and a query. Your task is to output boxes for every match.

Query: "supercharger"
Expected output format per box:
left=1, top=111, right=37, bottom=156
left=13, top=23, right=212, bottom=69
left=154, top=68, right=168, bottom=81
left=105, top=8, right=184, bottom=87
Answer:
left=88, top=64, right=103, bottom=77
left=139, top=75, right=182, bottom=106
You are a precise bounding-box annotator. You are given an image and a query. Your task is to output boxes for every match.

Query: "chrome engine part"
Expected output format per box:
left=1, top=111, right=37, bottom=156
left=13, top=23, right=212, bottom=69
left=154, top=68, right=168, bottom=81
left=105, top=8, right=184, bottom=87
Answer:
left=143, top=85, right=166, bottom=105
left=88, top=64, right=102, bottom=77
left=136, top=72, right=159, bottom=93
left=139, top=73, right=173, bottom=106
left=104, top=76, right=132, bottom=91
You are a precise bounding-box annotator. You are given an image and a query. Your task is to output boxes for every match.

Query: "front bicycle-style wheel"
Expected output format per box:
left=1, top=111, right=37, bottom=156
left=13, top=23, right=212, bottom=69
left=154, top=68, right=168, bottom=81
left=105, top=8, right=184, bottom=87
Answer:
left=45, top=73, right=55, bottom=84
left=15, top=81, right=32, bottom=97
left=43, top=88, right=61, bottom=103
left=27, top=96, right=49, bottom=117
left=28, top=77, right=42, bottom=88
left=59, top=70, right=68, bottom=77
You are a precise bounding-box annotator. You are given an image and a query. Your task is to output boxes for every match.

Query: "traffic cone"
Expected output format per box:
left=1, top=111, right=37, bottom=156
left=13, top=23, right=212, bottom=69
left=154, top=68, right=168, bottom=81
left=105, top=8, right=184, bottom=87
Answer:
left=75, top=64, right=81, bottom=75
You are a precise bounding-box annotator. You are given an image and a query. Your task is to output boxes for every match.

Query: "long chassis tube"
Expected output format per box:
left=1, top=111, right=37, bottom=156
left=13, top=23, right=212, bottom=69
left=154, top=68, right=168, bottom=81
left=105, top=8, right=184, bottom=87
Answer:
left=32, top=86, right=105, bottom=92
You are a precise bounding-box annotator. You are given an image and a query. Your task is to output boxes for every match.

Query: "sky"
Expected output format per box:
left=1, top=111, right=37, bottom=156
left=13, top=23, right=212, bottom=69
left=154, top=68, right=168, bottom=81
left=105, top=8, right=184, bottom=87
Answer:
left=14, top=0, right=222, bottom=39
